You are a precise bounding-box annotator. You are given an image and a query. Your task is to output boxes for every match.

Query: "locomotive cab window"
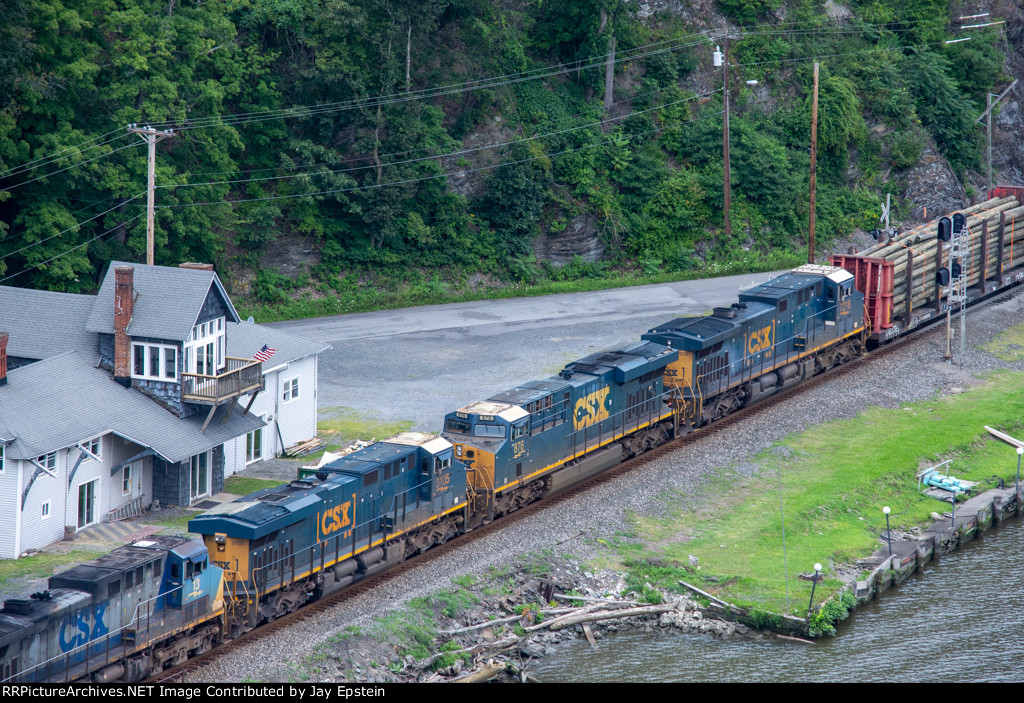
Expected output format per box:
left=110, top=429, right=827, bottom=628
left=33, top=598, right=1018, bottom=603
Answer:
left=512, top=422, right=526, bottom=440
left=444, top=418, right=471, bottom=434
left=473, top=424, right=505, bottom=438
left=435, top=455, right=452, bottom=471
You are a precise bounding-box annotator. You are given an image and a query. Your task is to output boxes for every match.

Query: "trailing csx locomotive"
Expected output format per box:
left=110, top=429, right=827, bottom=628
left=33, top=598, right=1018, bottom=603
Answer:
left=1, top=264, right=864, bottom=682
left=644, top=263, right=864, bottom=426
left=0, top=536, right=224, bottom=683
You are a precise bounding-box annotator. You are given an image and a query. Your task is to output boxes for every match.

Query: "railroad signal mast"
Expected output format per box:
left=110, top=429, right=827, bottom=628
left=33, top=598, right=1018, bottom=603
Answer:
left=941, top=212, right=968, bottom=362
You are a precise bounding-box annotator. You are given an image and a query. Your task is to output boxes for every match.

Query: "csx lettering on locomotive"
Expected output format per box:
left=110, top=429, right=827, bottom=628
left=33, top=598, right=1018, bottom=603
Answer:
left=747, top=325, right=773, bottom=356
left=574, top=386, right=610, bottom=431
left=58, top=603, right=109, bottom=652
left=319, top=501, right=352, bottom=536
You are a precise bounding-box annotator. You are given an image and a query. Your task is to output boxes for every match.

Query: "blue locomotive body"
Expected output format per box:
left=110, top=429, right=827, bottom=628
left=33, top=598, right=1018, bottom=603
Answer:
left=441, top=340, right=679, bottom=521
left=187, top=432, right=466, bottom=636
left=0, top=535, right=223, bottom=683
left=642, top=264, right=865, bottom=424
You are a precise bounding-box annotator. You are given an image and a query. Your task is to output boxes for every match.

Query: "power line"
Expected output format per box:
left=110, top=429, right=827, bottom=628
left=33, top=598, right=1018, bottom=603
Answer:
left=0, top=129, right=128, bottom=180
left=0, top=192, right=146, bottom=262
left=157, top=85, right=722, bottom=191
left=157, top=40, right=711, bottom=132
left=162, top=79, right=709, bottom=181
left=147, top=17, right=968, bottom=133
left=0, top=141, right=142, bottom=194
left=0, top=212, right=145, bottom=285
left=155, top=106, right=726, bottom=211
left=736, top=32, right=999, bottom=68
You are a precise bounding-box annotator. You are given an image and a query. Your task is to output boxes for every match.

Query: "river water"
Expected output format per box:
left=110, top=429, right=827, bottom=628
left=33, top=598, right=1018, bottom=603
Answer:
left=531, top=519, right=1023, bottom=683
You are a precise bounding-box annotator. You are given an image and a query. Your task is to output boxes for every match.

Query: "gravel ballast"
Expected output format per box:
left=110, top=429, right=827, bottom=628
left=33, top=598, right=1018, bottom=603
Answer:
left=189, top=290, right=1024, bottom=682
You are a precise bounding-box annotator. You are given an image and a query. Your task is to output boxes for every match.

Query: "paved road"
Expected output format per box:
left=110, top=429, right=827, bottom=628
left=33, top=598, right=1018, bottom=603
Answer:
left=267, top=272, right=783, bottom=430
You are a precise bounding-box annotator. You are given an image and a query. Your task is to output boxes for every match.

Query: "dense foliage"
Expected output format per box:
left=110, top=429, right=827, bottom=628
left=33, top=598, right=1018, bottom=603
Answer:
left=0, top=0, right=1009, bottom=305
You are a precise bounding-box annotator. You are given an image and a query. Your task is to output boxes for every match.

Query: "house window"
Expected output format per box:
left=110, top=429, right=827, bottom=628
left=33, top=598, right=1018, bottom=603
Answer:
left=185, top=317, right=225, bottom=376
left=246, top=428, right=263, bottom=464
left=190, top=451, right=211, bottom=501
left=37, top=453, right=56, bottom=471
left=83, top=437, right=101, bottom=460
left=41, top=501, right=50, bottom=520
left=122, top=464, right=132, bottom=495
left=132, top=343, right=178, bottom=381
left=282, top=377, right=299, bottom=402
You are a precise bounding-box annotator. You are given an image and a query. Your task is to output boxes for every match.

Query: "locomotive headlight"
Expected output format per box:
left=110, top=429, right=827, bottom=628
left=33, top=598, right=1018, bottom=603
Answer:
left=456, top=445, right=462, bottom=456
left=214, top=533, right=226, bottom=551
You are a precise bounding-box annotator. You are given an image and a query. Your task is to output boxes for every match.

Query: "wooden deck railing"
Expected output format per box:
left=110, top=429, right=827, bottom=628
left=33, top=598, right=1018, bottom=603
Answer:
left=181, top=357, right=263, bottom=404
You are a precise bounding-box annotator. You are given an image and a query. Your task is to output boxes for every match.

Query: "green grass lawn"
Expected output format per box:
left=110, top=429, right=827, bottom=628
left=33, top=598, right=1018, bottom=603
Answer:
left=223, top=475, right=287, bottom=496
left=980, top=322, right=1024, bottom=361
left=316, top=407, right=415, bottom=452
left=0, top=549, right=108, bottom=589
left=150, top=514, right=198, bottom=536
left=605, top=370, right=1024, bottom=624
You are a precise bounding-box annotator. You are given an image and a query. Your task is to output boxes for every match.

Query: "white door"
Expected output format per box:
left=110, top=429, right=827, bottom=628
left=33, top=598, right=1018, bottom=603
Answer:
left=77, top=479, right=98, bottom=529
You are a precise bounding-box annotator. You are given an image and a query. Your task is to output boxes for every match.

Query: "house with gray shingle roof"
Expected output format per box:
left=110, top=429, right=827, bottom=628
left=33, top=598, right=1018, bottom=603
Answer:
left=225, top=320, right=331, bottom=471
left=0, top=287, right=99, bottom=367
left=0, top=262, right=329, bottom=559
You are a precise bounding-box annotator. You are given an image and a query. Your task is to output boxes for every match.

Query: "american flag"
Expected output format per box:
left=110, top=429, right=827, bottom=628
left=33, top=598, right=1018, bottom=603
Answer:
left=253, top=344, right=277, bottom=362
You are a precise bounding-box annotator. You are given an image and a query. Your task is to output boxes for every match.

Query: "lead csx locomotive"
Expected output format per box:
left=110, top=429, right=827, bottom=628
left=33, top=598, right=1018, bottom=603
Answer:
left=1, top=264, right=863, bottom=682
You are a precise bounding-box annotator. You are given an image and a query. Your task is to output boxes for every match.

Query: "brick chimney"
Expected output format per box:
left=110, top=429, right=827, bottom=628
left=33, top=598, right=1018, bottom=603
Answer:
left=0, top=332, right=8, bottom=386
left=114, top=266, right=134, bottom=387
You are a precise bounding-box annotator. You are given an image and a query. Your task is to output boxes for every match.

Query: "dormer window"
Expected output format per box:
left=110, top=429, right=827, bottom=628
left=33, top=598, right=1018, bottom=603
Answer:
left=132, top=342, right=178, bottom=381
left=185, top=317, right=225, bottom=376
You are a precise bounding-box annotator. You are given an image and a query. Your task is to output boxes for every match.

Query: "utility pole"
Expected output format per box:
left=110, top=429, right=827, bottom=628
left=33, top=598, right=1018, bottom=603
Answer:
left=987, top=92, right=993, bottom=194
left=809, top=63, right=819, bottom=264
left=721, top=39, right=731, bottom=240
left=974, top=79, right=1017, bottom=197
left=127, top=124, right=174, bottom=266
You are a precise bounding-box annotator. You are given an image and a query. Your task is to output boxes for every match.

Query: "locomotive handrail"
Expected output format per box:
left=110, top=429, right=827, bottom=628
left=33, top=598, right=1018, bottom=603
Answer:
left=8, top=580, right=196, bottom=684
left=245, top=473, right=441, bottom=598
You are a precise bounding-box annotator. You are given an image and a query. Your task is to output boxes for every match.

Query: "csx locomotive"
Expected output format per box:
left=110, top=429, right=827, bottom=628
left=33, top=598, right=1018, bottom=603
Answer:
left=0, top=264, right=865, bottom=682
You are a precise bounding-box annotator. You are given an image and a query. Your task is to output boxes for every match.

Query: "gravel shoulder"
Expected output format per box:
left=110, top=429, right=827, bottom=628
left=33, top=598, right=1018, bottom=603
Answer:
left=190, top=290, right=1024, bottom=682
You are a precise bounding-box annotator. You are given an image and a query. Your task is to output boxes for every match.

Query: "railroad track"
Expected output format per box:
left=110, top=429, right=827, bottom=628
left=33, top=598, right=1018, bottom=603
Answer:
left=148, top=287, right=1019, bottom=683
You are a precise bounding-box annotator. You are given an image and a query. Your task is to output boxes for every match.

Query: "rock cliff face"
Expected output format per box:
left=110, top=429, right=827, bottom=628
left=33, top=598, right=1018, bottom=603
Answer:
left=531, top=214, right=604, bottom=265
left=456, top=2, right=1024, bottom=269
left=901, top=145, right=968, bottom=221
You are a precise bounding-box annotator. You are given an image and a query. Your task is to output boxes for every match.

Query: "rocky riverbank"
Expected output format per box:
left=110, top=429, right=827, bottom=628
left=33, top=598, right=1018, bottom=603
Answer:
left=297, top=555, right=757, bottom=684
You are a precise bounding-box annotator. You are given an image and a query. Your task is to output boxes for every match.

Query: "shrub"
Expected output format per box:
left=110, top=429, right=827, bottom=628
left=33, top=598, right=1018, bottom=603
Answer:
left=890, top=130, right=926, bottom=170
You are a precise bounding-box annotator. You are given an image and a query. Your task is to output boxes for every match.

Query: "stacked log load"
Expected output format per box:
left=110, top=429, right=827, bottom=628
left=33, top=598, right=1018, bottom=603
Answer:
left=847, top=194, right=1024, bottom=316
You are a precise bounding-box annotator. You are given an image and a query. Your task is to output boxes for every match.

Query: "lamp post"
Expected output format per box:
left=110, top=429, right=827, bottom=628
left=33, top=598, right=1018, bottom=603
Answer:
left=807, top=562, right=822, bottom=618
left=882, top=506, right=892, bottom=557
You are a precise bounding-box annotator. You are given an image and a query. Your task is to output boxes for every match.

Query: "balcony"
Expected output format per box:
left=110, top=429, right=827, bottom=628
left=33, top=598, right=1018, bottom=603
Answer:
left=181, top=357, right=263, bottom=405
